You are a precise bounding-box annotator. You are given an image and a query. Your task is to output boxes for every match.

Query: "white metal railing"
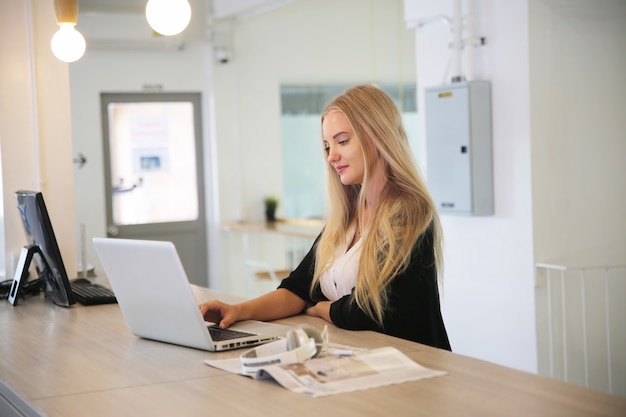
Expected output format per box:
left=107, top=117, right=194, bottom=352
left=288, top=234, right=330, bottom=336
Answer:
left=535, top=264, right=626, bottom=397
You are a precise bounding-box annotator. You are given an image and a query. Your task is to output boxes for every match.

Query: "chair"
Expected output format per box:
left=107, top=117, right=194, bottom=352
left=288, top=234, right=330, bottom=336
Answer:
left=244, top=259, right=292, bottom=297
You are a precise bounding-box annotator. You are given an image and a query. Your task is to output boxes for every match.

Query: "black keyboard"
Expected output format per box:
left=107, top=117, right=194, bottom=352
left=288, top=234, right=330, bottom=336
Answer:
left=207, top=325, right=254, bottom=341
left=71, top=279, right=117, bottom=305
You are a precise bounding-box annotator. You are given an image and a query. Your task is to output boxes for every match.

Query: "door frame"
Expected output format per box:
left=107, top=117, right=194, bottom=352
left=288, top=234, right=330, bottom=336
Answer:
left=100, top=92, right=208, bottom=285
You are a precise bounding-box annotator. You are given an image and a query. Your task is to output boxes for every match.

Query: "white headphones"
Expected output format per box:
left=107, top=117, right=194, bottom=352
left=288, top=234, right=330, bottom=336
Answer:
left=240, top=324, right=324, bottom=376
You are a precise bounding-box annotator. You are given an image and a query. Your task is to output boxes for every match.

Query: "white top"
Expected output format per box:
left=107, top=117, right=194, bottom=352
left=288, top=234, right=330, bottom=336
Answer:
left=319, top=224, right=362, bottom=301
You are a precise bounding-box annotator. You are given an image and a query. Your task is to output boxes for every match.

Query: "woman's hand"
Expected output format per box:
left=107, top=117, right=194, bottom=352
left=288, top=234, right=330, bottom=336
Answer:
left=199, top=300, right=241, bottom=329
left=305, top=301, right=332, bottom=323
left=199, top=289, right=309, bottom=328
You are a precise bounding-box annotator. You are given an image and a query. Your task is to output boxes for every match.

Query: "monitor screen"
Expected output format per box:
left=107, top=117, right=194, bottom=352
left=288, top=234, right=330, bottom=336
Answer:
left=13, top=190, right=75, bottom=307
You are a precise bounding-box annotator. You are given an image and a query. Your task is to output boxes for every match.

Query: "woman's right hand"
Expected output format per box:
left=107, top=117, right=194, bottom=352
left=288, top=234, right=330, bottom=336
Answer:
left=199, top=300, right=241, bottom=329
left=199, top=289, right=308, bottom=328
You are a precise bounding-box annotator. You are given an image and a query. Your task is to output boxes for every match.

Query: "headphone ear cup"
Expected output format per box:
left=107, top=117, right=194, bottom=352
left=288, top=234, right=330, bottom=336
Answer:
left=286, top=327, right=309, bottom=350
left=298, top=324, right=323, bottom=357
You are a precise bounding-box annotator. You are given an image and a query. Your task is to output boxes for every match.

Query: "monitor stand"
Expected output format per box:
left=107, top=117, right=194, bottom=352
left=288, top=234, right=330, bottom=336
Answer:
left=7, top=245, right=40, bottom=306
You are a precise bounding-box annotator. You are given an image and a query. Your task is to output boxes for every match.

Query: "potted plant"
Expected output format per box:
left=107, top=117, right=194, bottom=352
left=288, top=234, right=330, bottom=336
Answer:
left=264, top=196, right=278, bottom=222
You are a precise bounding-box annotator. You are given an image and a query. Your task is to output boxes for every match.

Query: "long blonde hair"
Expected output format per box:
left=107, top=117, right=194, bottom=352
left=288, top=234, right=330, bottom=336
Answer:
left=312, top=85, right=443, bottom=326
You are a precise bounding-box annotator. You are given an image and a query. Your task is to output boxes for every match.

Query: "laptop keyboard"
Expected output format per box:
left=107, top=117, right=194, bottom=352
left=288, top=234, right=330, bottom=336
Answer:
left=208, top=325, right=255, bottom=341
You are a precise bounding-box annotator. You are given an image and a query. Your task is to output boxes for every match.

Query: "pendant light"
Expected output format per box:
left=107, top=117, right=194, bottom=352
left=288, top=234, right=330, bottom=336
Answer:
left=50, top=0, right=86, bottom=63
left=145, top=0, right=192, bottom=36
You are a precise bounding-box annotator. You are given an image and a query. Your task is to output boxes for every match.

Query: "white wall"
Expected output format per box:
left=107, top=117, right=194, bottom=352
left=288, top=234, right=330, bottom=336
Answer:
left=406, top=0, right=536, bottom=372
left=0, top=0, right=77, bottom=280
left=529, top=0, right=626, bottom=268
left=529, top=0, right=626, bottom=395
left=406, top=0, right=626, bottom=376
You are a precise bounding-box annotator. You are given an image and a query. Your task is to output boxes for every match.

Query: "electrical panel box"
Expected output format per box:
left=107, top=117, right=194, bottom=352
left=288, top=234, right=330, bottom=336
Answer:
left=425, top=81, right=493, bottom=216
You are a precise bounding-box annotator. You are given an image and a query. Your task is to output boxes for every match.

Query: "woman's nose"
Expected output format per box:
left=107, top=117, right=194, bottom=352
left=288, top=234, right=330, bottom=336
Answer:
left=327, top=146, right=339, bottom=162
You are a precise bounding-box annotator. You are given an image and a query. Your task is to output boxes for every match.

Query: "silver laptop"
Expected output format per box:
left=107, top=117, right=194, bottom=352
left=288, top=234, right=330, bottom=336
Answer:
left=92, top=237, right=291, bottom=352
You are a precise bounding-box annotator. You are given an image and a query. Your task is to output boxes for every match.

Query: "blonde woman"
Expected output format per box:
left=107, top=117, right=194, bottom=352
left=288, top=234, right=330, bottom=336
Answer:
left=201, top=85, right=450, bottom=350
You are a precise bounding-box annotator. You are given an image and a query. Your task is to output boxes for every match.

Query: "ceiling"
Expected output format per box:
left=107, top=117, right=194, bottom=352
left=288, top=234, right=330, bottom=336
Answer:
left=79, top=0, right=146, bottom=14
left=78, top=0, right=296, bottom=19
left=74, top=0, right=296, bottom=50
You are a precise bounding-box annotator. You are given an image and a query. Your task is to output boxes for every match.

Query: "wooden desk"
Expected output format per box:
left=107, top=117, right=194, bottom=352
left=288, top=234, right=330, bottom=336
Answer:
left=220, top=218, right=325, bottom=239
left=1, top=286, right=625, bottom=417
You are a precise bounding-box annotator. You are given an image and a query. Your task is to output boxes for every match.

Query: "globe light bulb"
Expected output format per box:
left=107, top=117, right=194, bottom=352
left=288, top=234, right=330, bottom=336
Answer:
left=51, top=23, right=86, bottom=63
left=146, top=0, right=192, bottom=36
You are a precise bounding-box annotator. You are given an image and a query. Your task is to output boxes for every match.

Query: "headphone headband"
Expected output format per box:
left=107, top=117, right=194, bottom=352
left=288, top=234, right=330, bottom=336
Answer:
left=240, top=325, right=323, bottom=376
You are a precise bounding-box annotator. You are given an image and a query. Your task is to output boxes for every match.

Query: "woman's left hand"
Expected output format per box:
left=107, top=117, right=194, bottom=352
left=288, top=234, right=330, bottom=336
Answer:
left=305, top=301, right=332, bottom=323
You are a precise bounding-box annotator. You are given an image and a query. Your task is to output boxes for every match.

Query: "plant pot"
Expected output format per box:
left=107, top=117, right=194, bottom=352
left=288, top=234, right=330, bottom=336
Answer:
left=265, top=209, right=276, bottom=222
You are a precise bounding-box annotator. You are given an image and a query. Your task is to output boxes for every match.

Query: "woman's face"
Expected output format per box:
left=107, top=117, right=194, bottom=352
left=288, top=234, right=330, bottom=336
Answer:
left=322, top=110, right=365, bottom=185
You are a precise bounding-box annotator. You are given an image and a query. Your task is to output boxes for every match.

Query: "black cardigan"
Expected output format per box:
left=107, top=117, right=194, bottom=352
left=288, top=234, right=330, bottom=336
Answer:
left=278, top=228, right=451, bottom=351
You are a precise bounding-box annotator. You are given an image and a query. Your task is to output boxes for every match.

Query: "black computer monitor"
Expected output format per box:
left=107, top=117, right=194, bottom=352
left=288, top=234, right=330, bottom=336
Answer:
left=7, top=190, right=75, bottom=307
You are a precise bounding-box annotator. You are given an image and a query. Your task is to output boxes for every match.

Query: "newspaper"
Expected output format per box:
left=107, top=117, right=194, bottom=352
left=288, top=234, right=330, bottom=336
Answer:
left=204, top=346, right=446, bottom=398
